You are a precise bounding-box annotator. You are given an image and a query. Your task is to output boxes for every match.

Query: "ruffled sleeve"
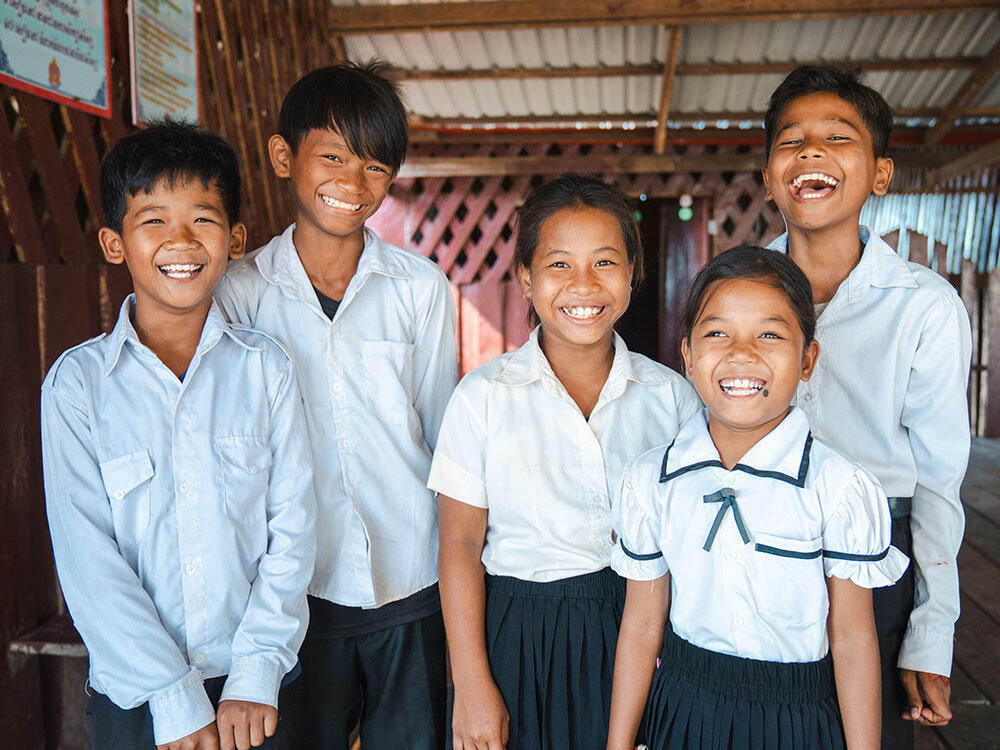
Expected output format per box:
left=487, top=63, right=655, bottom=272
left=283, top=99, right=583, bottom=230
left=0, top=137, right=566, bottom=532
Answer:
left=822, top=466, right=909, bottom=588
left=611, top=461, right=668, bottom=581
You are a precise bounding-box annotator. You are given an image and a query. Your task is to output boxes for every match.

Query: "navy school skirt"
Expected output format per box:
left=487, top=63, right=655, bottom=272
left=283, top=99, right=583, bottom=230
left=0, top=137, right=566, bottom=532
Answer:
left=484, top=567, right=626, bottom=750
left=644, top=629, right=845, bottom=750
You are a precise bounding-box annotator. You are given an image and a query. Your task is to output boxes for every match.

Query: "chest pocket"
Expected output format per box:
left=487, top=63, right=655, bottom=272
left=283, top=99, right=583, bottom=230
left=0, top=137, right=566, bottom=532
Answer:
left=361, top=340, right=416, bottom=428
left=753, top=532, right=827, bottom=627
left=217, top=438, right=271, bottom=524
left=99, top=451, right=154, bottom=547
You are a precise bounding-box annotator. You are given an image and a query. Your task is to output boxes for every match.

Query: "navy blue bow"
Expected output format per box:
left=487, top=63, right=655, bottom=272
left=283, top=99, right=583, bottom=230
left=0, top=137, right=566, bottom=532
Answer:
left=702, top=487, right=750, bottom=552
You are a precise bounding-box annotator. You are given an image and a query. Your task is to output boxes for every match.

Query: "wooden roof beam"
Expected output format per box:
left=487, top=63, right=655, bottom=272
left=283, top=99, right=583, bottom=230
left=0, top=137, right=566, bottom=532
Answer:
left=328, top=0, right=998, bottom=34
left=925, top=138, right=1000, bottom=185
left=395, top=56, right=982, bottom=81
left=925, top=36, right=1000, bottom=147
left=654, top=27, right=682, bottom=155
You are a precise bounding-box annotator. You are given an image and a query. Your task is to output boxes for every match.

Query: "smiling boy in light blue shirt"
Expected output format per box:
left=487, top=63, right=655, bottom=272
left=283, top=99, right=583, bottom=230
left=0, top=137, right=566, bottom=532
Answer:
left=42, top=123, right=316, bottom=750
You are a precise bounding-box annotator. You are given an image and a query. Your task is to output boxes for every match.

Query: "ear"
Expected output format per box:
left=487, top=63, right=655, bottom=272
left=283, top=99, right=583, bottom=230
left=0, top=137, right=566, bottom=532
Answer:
left=680, top=336, right=693, bottom=378
left=228, top=222, right=248, bottom=260
left=99, top=227, right=126, bottom=265
left=761, top=166, right=773, bottom=201
left=800, top=339, right=820, bottom=382
left=268, top=134, right=293, bottom=179
left=872, top=156, right=894, bottom=196
left=517, top=263, right=532, bottom=301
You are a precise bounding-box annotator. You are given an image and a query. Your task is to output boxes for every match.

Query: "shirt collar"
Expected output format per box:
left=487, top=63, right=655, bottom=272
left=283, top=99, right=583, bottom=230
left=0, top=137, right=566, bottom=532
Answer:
left=767, top=225, right=918, bottom=305
left=103, top=295, right=257, bottom=376
left=254, top=224, right=412, bottom=304
left=495, top=327, right=637, bottom=390
left=659, top=407, right=813, bottom=488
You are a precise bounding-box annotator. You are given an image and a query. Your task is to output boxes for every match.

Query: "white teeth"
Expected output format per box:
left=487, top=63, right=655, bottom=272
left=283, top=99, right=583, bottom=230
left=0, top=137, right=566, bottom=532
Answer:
left=159, top=263, right=203, bottom=279
left=561, top=306, right=604, bottom=319
left=790, top=172, right=840, bottom=189
left=720, top=377, right=765, bottom=396
left=321, top=195, right=363, bottom=211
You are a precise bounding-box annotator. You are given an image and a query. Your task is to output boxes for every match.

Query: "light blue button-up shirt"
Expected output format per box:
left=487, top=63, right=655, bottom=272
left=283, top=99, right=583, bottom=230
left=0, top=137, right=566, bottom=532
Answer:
left=42, top=297, right=316, bottom=745
left=216, top=226, right=457, bottom=608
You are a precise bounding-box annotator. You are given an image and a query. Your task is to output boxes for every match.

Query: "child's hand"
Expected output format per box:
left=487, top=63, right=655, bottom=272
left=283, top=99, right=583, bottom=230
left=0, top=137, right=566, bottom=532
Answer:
left=900, top=669, right=952, bottom=726
left=216, top=700, right=279, bottom=750
left=156, top=722, right=220, bottom=750
left=452, top=680, right=509, bottom=749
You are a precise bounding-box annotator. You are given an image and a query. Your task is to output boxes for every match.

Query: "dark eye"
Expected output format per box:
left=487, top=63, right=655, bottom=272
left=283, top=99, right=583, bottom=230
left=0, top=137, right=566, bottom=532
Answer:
left=704, top=330, right=726, bottom=338
left=595, top=259, right=615, bottom=267
left=323, top=154, right=342, bottom=163
left=779, top=138, right=801, bottom=146
left=760, top=332, right=782, bottom=340
left=550, top=261, right=569, bottom=269
left=368, top=164, right=390, bottom=174
left=194, top=217, right=217, bottom=224
left=143, top=218, right=164, bottom=225
left=828, top=135, right=849, bottom=141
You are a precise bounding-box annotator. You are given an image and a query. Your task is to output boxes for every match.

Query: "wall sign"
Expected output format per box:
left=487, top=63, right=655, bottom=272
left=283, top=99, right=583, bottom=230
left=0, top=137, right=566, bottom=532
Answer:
left=129, top=0, right=198, bottom=125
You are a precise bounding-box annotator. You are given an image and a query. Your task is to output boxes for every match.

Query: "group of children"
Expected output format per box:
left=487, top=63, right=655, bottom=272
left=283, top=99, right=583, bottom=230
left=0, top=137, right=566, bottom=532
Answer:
left=40, top=59, right=970, bottom=750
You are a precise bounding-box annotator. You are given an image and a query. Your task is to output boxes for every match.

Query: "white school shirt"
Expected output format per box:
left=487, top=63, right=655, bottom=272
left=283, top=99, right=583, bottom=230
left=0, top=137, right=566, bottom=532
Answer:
left=41, top=298, right=316, bottom=746
left=427, top=329, right=701, bottom=581
left=768, top=227, right=971, bottom=676
left=215, top=225, right=458, bottom=607
left=612, top=408, right=909, bottom=664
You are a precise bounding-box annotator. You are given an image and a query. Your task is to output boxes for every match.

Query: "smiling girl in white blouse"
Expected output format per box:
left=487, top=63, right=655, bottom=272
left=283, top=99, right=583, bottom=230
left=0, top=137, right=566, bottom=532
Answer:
left=607, top=246, right=909, bottom=750
left=428, top=175, right=700, bottom=750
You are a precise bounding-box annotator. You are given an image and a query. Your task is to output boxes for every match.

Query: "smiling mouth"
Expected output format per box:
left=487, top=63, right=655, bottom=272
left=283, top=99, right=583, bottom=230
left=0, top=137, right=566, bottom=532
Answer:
left=158, top=263, right=204, bottom=279
left=561, top=305, right=606, bottom=320
left=720, top=377, right=766, bottom=396
left=790, top=172, right=840, bottom=200
left=321, top=195, right=363, bottom=211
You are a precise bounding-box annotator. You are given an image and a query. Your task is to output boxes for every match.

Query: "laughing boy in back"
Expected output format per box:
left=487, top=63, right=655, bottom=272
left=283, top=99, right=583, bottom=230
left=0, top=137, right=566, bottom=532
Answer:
left=215, top=62, right=457, bottom=749
left=42, top=122, right=316, bottom=750
left=762, top=65, right=972, bottom=748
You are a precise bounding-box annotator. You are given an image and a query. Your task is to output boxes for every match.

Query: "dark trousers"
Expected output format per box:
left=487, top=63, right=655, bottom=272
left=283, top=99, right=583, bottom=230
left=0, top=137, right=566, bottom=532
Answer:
left=873, top=514, right=916, bottom=750
left=87, top=673, right=303, bottom=749
left=298, top=610, right=447, bottom=750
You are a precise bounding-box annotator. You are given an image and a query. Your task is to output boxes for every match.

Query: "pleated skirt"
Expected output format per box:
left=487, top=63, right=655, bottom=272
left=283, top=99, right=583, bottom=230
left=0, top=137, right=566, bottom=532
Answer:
left=483, top=567, right=626, bottom=750
left=643, top=629, right=845, bottom=750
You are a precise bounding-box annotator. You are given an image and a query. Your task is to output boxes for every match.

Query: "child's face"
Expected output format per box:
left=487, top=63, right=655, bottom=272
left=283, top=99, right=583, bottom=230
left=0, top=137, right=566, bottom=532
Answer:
left=99, top=177, right=246, bottom=322
left=269, top=127, right=394, bottom=244
left=762, top=92, right=893, bottom=236
left=682, top=278, right=819, bottom=448
left=518, top=206, right=633, bottom=355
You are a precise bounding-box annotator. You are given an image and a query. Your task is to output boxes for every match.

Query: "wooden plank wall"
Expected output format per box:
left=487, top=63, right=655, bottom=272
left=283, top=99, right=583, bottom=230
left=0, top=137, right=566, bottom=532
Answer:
left=0, top=1, right=329, bottom=745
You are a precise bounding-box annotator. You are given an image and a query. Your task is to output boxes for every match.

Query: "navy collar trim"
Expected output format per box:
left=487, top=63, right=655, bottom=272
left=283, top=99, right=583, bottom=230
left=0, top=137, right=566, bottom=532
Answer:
left=659, top=433, right=813, bottom=488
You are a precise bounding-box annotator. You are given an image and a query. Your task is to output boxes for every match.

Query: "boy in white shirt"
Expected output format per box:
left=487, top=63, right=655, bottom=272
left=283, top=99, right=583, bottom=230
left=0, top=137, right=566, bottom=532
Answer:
left=215, top=62, right=457, bottom=749
left=42, top=122, right=316, bottom=750
left=762, top=65, right=972, bottom=748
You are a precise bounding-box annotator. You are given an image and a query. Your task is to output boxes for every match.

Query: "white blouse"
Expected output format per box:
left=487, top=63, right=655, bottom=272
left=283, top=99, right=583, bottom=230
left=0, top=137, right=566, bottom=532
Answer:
left=428, top=329, right=701, bottom=583
left=612, top=408, right=909, bottom=663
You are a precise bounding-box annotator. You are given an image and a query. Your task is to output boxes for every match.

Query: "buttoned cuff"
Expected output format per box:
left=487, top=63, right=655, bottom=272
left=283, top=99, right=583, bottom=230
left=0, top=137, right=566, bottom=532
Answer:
left=219, top=656, right=284, bottom=708
left=148, top=668, right=215, bottom=745
left=427, top=452, right=487, bottom=508
left=897, top=625, right=954, bottom=677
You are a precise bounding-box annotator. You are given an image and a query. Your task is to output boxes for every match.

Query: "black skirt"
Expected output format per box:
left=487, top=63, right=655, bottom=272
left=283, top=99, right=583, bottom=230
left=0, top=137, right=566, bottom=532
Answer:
left=484, top=567, right=626, bottom=750
left=644, top=629, right=845, bottom=750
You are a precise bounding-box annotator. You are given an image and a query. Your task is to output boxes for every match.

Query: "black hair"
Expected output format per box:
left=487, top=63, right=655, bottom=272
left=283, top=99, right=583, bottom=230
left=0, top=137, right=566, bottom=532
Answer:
left=683, top=245, right=816, bottom=345
left=764, top=65, right=894, bottom=159
left=277, top=61, right=408, bottom=173
left=100, top=120, right=241, bottom=233
left=514, top=174, right=644, bottom=319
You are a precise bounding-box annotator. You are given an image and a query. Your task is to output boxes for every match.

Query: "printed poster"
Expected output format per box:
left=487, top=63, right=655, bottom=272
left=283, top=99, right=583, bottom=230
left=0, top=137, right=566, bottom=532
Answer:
left=0, top=0, right=111, bottom=117
left=129, top=0, right=198, bottom=125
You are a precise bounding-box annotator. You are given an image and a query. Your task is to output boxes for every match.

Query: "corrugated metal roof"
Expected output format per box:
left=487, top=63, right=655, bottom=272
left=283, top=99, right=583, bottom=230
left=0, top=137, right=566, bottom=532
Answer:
left=334, top=7, right=1000, bottom=126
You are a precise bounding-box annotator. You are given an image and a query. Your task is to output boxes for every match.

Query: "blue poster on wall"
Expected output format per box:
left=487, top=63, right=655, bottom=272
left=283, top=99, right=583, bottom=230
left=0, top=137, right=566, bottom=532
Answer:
left=0, top=0, right=110, bottom=117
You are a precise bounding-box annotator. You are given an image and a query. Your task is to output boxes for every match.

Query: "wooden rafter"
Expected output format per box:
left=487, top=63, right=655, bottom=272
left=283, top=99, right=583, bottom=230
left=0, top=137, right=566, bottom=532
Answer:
left=327, top=0, right=997, bottom=34
left=654, top=27, right=682, bottom=155
left=396, top=56, right=982, bottom=82
left=329, top=35, right=348, bottom=61
left=925, top=37, right=1000, bottom=147
left=926, top=138, right=1000, bottom=185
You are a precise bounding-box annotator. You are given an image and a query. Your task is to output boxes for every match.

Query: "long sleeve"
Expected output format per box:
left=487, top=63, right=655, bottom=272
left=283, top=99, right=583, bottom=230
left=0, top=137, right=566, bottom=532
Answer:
left=41, top=380, right=215, bottom=745
left=221, top=359, right=316, bottom=706
left=897, top=293, right=972, bottom=676
left=412, top=269, right=458, bottom=452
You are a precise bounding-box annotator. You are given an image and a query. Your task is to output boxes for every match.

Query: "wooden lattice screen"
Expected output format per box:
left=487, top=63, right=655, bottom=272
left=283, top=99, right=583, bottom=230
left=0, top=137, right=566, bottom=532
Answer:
left=0, top=1, right=330, bottom=745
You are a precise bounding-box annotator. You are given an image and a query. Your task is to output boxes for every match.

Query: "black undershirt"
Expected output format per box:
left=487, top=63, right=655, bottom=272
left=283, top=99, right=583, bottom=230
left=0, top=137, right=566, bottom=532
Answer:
left=313, top=286, right=341, bottom=320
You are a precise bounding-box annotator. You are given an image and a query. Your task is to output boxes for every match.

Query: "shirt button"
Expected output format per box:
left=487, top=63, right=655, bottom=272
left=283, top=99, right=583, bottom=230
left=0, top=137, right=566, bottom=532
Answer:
left=186, top=564, right=196, bottom=575
left=248, top=464, right=259, bottom=473
left=733, top=614, right=746, bottom=627
left=113, top=490, right=125, bottom=500
left=193, top=654, right=204, bottom=664
left=333, top=383, right=343, bottom=392
left=726, top=550, right=738, bottom=562
left=179, top=482, right=190, bottom=494
left=341, top=439, right=351, bottom=449
left=804, top=391, right=813, bottom=401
